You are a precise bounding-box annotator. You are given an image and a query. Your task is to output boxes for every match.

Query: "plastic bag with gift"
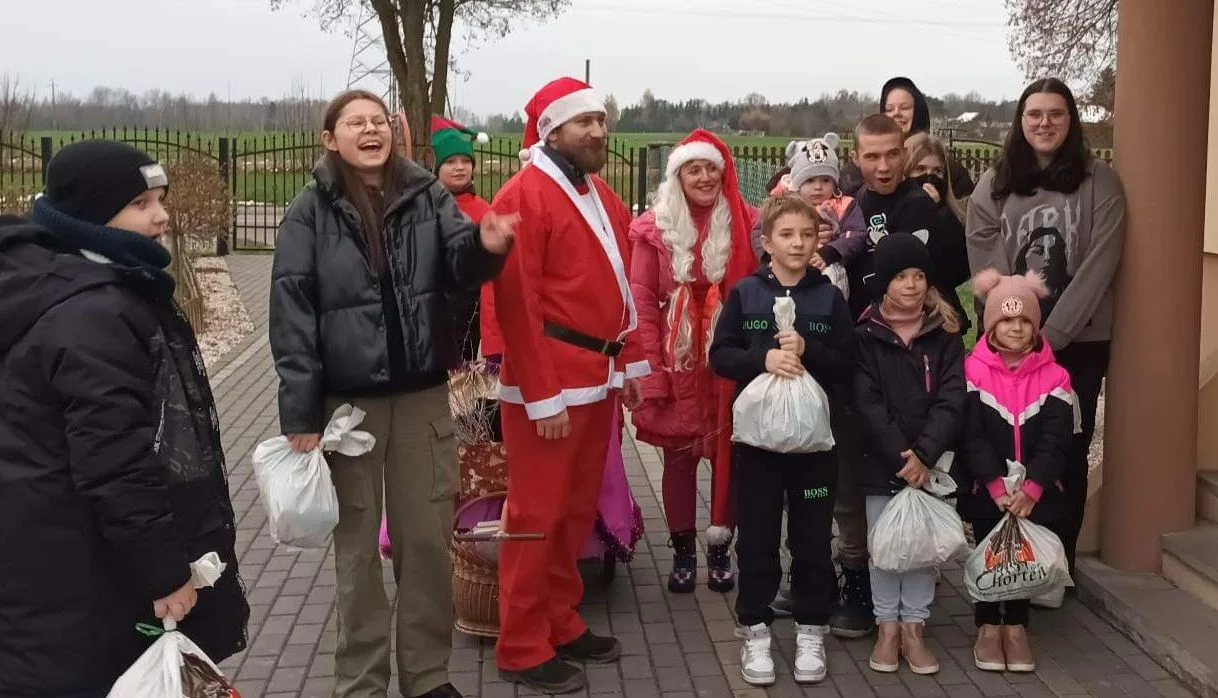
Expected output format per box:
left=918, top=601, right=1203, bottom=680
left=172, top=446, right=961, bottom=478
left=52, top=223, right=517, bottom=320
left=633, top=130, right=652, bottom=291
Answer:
left=731, top=295, right=835, bottom=454
left=107, top=554, right=242, bottom=697
left=252, top=403, right=376, bottom=549
left=868, top=453, right=967, bottom=572
left=964, top=460, right=1073, bottom=603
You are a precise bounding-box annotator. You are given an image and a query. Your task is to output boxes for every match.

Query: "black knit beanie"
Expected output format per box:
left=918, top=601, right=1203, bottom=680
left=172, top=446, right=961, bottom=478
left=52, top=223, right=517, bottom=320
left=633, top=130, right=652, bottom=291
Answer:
left=43, top=140, right=169, bottom=225
left=872, top=233, right=934, bottom=299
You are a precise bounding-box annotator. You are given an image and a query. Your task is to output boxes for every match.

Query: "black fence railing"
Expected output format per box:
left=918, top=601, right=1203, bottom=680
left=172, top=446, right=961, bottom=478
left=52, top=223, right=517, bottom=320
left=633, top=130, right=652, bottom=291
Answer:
left=0, top=129, right=1118, bottom=251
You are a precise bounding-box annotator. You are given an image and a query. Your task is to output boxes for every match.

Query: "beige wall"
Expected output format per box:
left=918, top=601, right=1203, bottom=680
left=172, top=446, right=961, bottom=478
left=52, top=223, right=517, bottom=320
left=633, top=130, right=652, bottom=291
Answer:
left=1207, top=4, right=1218, bottom=254
left=1200, top=7, right=1218, bottom=470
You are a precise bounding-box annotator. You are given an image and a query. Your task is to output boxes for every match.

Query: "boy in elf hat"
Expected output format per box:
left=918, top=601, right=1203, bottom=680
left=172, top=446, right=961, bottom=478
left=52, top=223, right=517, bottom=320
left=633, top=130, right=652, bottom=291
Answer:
left=431, top=115, right=497, bottom=363
left=0, top=140, right=248, bottom=696
left=956, top=269, right=1078, bottom=675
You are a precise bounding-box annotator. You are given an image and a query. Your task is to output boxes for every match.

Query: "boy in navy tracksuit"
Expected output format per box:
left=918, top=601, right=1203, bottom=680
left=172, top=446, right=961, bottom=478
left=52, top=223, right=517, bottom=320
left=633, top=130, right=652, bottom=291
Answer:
left=709, top=194, right=855, bottom=686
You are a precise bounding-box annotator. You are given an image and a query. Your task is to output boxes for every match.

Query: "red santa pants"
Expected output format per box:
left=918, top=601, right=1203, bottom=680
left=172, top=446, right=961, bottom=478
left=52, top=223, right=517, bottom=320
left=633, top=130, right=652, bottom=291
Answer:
left=495, top=397, right=616, bottom=670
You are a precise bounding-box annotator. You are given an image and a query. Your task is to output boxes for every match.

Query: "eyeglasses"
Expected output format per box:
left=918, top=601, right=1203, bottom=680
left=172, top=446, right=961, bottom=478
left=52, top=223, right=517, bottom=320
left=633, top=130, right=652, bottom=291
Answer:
left=1022, top=109, right=1069, bottom=124
left=341, top=115, right=391, bottom=131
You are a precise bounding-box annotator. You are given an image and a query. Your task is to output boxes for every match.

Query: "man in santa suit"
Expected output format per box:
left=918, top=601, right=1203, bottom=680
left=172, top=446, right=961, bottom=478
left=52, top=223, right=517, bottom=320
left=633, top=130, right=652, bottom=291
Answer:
left=491, top=76, right=649, bottom=694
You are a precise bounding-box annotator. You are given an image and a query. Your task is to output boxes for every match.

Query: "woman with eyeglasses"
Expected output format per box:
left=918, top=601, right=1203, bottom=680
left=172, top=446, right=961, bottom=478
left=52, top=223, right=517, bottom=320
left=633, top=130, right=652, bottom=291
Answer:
left=964, top=77, right=1126, bottom=601
left=269, top=89, right=516, bottom=698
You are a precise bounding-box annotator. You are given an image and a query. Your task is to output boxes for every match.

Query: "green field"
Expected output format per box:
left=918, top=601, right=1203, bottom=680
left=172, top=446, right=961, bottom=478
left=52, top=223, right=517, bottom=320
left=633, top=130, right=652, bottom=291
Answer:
left=1, top=129, right=1006, bottom=207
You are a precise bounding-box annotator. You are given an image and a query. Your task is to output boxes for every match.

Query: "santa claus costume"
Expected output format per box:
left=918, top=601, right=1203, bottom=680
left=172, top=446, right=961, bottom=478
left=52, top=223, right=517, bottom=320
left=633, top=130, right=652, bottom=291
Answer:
left=490, top=77, right=649, bottom=694
left=627, top=130, right=757, bottom=594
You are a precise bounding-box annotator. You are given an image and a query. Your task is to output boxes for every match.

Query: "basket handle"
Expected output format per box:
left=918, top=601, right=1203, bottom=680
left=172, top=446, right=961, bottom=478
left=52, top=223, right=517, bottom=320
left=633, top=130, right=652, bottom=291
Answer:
left=453, top=491, right=508, bottom=531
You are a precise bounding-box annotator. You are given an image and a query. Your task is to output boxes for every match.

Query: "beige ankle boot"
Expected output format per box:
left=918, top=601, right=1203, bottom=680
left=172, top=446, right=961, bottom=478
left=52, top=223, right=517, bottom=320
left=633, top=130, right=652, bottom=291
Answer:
left=868, top=621, right=901, bottom=673
left=1002, top=625, right=1036, bottom=672
left=900, top=621, right=940, bottom=675
left=973, top=625, right=1006, bottom=671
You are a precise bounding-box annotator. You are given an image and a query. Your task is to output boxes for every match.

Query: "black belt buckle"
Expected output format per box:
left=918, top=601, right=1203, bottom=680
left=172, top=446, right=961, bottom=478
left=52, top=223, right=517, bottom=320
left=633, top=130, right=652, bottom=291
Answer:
left=601, top=339, right=624, bottom=358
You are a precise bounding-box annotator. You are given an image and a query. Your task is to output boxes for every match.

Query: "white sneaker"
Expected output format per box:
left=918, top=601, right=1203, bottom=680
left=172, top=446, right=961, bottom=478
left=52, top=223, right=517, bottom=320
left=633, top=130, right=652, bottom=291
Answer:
left=1032, top=586, right=1065, bottom=609
left=739, top=623, right=776, bottom=686
left=794, top=624, right=829, bottom=683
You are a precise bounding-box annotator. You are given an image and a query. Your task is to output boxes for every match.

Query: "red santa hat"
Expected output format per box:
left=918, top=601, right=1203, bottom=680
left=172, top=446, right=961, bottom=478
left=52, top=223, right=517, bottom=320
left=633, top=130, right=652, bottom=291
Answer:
left=519, top=77, right=604, bottom=162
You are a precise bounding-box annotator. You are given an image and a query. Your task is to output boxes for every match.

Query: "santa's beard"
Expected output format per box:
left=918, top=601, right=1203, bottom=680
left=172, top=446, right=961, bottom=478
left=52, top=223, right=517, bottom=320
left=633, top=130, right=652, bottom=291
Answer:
left=555, top=139, right=607, bottom=173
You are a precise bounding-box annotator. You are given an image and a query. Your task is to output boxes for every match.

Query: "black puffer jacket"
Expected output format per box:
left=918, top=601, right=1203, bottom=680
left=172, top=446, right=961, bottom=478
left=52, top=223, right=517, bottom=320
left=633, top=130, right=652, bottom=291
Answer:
left=270, top=156, right=504, bottom=434
left=0, top=220, right=247, bottom=695
left=853, top=305, right=967, bottom=495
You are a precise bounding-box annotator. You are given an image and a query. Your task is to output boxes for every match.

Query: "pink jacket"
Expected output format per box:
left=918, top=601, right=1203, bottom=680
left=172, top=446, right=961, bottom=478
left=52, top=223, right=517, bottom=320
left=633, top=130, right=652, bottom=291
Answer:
left=958, top=339, right=1079, bottom=522
left=626, top=211, right=720, bottom=449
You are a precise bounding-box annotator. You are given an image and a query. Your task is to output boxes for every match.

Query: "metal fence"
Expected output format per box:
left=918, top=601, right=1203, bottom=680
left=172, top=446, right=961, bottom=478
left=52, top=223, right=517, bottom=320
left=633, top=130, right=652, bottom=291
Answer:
left=0, top=129, right=1119, bottom=251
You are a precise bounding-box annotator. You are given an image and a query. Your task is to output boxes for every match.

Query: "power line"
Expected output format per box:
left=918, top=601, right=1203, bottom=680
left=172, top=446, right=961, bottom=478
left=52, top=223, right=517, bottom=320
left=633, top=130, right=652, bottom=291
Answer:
left=578, top=3, right=1005, bottom=28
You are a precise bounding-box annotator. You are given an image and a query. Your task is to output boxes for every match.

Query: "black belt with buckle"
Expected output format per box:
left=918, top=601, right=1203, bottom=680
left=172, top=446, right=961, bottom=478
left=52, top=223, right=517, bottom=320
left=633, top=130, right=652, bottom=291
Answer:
left=544, top=322, right=624, bottom=357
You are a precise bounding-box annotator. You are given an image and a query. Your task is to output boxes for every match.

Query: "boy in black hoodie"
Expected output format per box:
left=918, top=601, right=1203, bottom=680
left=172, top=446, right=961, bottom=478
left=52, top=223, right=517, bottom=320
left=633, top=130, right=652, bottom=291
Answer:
left=709, top=195, right=854, bottom=687
left=0, top=141, right=248, bottom=697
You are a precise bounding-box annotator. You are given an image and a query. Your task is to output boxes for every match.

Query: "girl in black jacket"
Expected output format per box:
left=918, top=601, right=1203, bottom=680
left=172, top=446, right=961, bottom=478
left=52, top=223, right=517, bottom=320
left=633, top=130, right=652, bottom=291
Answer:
left=269, top=90, right=514, bottom=698
left=853, top=234, right=966, bottom=677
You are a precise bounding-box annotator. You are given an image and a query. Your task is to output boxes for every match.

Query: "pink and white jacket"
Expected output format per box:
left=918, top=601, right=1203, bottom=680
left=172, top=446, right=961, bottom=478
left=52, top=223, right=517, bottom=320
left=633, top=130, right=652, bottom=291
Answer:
left=956, top=338, right=1081, bottom=524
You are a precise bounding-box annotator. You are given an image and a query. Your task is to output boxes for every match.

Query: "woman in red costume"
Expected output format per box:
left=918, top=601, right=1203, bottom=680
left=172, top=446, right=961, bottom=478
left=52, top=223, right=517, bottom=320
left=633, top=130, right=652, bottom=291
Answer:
left=628, top=130, right=758, bottom=593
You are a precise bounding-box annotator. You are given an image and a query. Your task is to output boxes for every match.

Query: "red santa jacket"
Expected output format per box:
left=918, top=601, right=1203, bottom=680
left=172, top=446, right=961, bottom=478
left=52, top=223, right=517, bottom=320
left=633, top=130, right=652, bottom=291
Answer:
left=490, top=148, right=650, bottom=419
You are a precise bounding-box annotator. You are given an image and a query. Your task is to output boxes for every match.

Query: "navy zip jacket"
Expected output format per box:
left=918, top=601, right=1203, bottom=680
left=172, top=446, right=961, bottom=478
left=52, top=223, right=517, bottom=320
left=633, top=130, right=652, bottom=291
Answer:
left=708, top=265, right=855, bottom=408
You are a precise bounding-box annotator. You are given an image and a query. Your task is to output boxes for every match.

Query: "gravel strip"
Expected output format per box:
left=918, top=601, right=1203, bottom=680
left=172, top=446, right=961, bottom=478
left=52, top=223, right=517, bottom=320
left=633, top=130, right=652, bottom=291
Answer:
left=193, top=256, right=255, bottom=370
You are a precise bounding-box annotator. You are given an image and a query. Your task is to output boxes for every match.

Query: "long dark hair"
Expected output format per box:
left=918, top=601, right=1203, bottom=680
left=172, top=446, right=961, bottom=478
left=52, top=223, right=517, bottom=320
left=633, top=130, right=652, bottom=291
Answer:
left=992, top=78, right=1090, bottom=199
left=322, top=89, right=400, bottom=272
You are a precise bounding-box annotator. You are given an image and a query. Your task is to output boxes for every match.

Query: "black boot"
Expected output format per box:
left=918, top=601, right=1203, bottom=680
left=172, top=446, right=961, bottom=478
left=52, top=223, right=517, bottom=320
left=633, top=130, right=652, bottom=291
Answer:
left=668, top=531, right=697, bottom=594
left=500, top=658, right=587, bottom=694
left=829, top=565, right=875, bottom=639
left=707, top=536, right=736, bottom=593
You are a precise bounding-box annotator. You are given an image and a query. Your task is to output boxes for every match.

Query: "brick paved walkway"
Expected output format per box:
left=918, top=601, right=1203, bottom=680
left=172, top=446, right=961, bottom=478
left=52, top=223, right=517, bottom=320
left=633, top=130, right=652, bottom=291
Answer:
left=214, top=254, right=1195, bottom=698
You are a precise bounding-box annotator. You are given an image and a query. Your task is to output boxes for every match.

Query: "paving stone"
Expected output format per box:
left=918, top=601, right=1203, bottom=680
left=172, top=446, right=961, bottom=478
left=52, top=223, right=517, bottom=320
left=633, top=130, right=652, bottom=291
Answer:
left=212, top=257, right=1200, bottom=697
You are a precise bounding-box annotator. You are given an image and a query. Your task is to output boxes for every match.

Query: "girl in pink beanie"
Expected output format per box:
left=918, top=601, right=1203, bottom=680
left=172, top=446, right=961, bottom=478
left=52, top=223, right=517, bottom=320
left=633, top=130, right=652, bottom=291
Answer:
left=956, top=269, right=1080, bottom=674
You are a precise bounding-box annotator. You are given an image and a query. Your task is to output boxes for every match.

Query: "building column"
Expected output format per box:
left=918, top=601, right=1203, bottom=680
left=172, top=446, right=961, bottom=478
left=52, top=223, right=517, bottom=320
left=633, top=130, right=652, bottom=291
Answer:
left=1102, top=0, right=1213, bottom=571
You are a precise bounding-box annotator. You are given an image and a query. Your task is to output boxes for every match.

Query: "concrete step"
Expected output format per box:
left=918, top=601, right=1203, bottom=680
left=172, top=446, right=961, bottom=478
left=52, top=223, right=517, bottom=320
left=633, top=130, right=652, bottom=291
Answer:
left=1162, top=522, right=1218, bottom=614
left=1198, top=472, right=1218, bottom=524
left=1076, top=555, right=1218, bottom=697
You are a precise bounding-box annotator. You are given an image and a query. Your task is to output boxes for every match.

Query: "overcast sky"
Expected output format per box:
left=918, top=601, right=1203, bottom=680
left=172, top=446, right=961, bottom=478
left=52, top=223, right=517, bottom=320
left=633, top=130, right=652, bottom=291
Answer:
left=1, top=0, right=1030, bottom=118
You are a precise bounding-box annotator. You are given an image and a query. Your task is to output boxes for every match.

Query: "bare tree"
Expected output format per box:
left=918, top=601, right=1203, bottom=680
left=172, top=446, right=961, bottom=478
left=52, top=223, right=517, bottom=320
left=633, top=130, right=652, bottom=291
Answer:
left=1005, top=0, right=1118, bottom=85
left=0, top=74, right=34, bottom=133
left=276, top=0, right=570, bottom=147
left=603, top=94, right=620, bottom=130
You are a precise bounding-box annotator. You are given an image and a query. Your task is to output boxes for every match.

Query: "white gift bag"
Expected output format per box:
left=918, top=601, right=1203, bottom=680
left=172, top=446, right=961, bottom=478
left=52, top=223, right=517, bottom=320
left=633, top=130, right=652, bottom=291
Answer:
left=252, top=403, right=376, bottom=549
left=731, top=295, right=835, bottom=454
left=964, top=460, right=1074, bottom=603
left=107, top=555, right=239, bottom=697
left=868, top=454, right=967, bottom=572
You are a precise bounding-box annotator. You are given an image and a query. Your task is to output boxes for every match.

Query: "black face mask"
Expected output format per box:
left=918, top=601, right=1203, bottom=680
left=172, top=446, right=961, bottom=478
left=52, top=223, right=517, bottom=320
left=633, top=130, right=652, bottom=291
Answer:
left=911, top=173, right=947, bottom=205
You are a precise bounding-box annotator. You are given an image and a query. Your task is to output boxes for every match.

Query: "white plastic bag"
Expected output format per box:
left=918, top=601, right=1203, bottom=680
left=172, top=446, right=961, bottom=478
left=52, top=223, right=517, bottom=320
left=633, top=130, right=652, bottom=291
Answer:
left=731, top=295, right=835, bottom=453
left=964, top=460, right=1073, bottom=602
left=868, top=456, right=967, bottom=572
left=252, top=403, right=376, bottom=549
left=107, top=555, right=240, bottom=697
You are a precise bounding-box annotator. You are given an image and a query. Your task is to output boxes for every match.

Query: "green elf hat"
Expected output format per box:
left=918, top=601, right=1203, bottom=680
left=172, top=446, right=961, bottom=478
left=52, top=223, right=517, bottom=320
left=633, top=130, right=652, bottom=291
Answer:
left=431, top=115, right=489, bottom=167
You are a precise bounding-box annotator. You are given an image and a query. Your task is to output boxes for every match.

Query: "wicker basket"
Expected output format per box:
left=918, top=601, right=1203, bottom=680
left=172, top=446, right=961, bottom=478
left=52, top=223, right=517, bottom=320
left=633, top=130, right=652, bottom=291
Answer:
left=451, top=493, right=507, bottom=637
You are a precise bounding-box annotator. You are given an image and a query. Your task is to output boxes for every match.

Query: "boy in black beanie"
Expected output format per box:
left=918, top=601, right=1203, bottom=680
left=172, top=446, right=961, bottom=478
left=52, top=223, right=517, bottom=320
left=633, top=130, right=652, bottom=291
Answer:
left=0, top=140, right=248, bottom=696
